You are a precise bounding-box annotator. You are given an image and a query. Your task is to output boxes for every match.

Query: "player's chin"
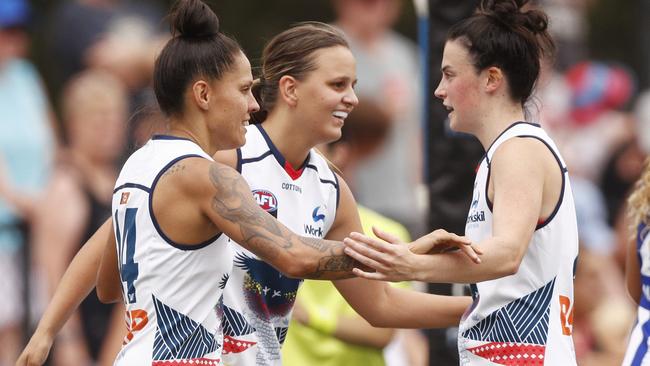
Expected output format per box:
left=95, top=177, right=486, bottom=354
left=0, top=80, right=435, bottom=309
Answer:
left=224, top=132, right=246, bottom=151
left=324, top=127, right=342, bottom=143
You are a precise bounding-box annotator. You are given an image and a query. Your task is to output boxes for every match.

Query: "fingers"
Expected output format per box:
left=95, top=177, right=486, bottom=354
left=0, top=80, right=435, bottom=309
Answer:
left=343, top=238, right=390, bottom=272
left=352, top=267, right=388, bottom=281
left=371, top=226, right=403, bottom=245
left=458, top=243, right=482, bottom=264
left=451, top=232, right=473, bottom=246
left=348, top=232, right=394, bottom=253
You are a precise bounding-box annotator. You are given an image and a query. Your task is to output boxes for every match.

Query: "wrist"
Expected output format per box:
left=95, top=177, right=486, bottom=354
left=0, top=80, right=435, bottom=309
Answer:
left=411, top=254, right=428, bottom=282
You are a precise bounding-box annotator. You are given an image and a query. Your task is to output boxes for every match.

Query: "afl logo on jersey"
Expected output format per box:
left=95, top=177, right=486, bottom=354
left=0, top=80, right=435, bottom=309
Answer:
left=252, top=189, right=278, bottom=218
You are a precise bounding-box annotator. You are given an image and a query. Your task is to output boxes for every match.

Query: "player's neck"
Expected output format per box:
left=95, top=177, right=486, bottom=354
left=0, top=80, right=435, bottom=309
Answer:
left=474, top=100, right=525, bottom=150
left=261, top=112, right=312, bottom=170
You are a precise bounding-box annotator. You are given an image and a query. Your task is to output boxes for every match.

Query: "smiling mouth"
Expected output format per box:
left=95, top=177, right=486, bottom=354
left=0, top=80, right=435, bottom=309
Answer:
left=332, top=111, right=349, bottom=121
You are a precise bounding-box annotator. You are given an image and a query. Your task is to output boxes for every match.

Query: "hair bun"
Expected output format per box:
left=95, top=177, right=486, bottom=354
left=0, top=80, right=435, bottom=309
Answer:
left=479, top=0, right=549, bottom=36
left=169, top=0, right=220, bottom=39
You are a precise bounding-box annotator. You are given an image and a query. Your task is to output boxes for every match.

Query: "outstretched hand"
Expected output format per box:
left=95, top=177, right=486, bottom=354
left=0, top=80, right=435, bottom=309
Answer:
left=408, top=229, right=480, bottom=258
left=15, top=331, right=53, bottom=366
left=342, top=227, right=482, bottom=282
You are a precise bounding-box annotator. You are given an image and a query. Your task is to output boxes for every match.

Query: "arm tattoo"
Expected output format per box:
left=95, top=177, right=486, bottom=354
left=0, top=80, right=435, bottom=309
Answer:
left=209, top=163, right=356, bottom=279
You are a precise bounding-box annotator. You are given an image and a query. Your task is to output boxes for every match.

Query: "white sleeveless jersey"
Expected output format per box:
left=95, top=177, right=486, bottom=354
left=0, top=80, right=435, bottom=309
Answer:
left=458, top=123, right=579, bottom=366
left=112, top=136, right=233, bottom=366
left=623, top=222, right=650, bottom=365
left=221, top=124, right=339, bottom=366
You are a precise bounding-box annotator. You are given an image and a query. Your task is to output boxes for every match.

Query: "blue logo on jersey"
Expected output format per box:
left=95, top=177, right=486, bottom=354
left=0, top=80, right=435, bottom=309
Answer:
left=312, top=206, right=325, bottom=222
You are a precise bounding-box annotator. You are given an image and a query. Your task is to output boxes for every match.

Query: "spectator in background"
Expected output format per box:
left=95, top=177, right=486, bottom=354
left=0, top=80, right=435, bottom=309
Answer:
left=332, top=0, right=425, bottom=236
left=29, top=70, right=128, bottom=366
left=0, top=0, right=56, bottom=363
left=282, top=99, right=427, bottom=366
left=44, top=0, right=163, bottom=96
left=45, top=0, right=167, bottom=155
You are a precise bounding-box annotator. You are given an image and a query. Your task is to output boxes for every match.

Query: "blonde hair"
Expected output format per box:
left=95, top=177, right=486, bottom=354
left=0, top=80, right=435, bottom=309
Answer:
left=628, top=157, right=650, bottom=230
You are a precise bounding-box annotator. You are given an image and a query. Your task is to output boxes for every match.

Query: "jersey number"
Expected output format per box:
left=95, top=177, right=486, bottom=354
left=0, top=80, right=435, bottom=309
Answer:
left=115, top=208, right=139, bottom=304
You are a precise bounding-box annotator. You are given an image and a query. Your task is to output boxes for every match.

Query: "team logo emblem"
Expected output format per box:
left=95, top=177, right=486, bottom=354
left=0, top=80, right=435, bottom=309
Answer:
left=312, top=206, right=325, bottom=222
left=252, top=189, right=278, bottom=218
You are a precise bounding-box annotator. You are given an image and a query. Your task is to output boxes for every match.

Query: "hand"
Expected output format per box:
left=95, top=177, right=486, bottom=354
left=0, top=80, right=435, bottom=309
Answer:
left=343, top=228, right=423, bottom=282
left=408, top=229, right=481, bottom=259
left=342, top=227, right=482, bottom=282
left=15, top=331, right=54, bottom=366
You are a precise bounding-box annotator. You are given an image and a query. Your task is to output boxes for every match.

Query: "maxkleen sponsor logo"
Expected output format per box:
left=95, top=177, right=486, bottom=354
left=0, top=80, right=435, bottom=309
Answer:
left=281, top=182, right=302, bottom=194
left=304, top=224, right=323, bottom=237
left=466, top=210, right=485, bottom=224
left=252, top=189, right=278, bottom=218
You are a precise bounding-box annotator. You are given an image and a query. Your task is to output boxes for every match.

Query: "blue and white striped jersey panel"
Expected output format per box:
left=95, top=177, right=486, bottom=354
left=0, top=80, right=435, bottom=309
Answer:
left=112, top=137, right=233, bottom=366
left=462, top=278, right=555, bottom=345
left=459, top=123, right=579, bottom=366
left=623, top=223, right=650, bottom=366
left=222, top=125, right=339, bottom=366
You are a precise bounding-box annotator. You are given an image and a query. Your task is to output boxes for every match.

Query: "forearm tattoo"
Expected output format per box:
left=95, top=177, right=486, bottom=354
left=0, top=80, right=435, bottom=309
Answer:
left=209, top=163, right=354, bottom=279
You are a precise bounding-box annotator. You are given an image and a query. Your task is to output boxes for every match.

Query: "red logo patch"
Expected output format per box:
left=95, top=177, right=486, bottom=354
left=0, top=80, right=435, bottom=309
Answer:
left=252, top=190, right=278, bottom=214
left=120, top=192, right=130, bottom=205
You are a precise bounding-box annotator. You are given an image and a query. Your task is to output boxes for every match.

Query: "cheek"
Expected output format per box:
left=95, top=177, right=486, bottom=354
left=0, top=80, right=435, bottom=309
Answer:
left=452, top=79, right=477, bottom=108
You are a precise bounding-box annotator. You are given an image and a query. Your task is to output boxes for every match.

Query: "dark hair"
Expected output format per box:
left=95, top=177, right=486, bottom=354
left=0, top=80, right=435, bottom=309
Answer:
left=252, top=22, right=349, bottom=122
left=448, top=0, right=555, bottom=106
left=153, top=0, right=242, bottom=116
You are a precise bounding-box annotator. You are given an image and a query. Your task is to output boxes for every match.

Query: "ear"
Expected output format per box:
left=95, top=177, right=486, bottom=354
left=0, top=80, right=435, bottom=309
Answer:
left=485, top=66, right=503, bottom=94
left=278, top=75, right=298, bottom=107
left=192, top=79, right=210, bottom=111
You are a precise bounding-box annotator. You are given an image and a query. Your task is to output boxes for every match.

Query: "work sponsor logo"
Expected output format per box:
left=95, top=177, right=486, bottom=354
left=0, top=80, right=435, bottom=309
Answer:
left=304, top=224, right=323, bottom=238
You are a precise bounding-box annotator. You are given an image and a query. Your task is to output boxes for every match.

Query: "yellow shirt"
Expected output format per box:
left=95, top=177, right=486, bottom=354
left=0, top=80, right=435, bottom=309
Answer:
left=282, top=206, right=411, bottom=366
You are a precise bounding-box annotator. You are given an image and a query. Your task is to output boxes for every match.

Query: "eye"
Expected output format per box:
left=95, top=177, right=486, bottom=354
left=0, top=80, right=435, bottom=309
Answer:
left=330, top=80, right=347, bottom=90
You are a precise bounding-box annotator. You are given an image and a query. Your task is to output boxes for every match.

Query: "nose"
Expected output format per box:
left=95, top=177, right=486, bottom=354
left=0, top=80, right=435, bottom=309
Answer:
left=434, top=79, right=445, bottom=100
left=343, top=87, right=359, bottom=108
left=248, top=91, right=260, bottom=113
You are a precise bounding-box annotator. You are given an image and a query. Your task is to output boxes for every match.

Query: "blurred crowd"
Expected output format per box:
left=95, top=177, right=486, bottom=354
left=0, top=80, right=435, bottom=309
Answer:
left=0, top=0, right=647, bottom=365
